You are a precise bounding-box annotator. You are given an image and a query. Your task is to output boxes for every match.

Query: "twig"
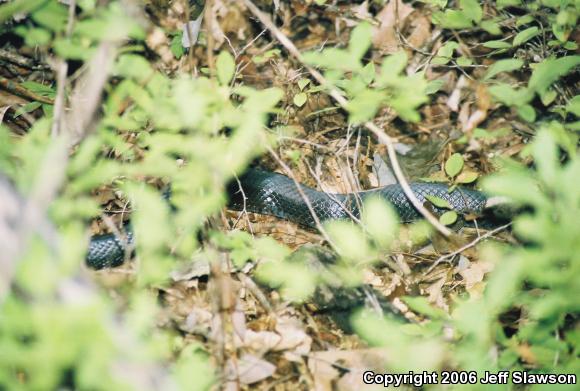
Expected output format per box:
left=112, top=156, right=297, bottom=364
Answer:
left=0, top=76, right=54, bottom=105
left=0, top=48, right=48, bottom=69
left=51, top=0, right=76, bottom=137
left=67, top=41, right=118, bottom=145
left=423, top=222, right=512, bottom=275
left=237, top=272, right=273, bottom=313
left=242, top=0, right=452, bottom=236
left=230, top=174, right=255, bottom=235
left=266, top=146, right=337, bottom=249
left=303, top=160, right=362, bottom=225
left=204, top=0, right=216, bottom=77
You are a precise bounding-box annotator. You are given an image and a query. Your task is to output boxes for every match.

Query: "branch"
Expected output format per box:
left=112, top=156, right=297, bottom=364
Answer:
left=51, top=0, right=76, bottom=137
left=0, top=76, right=54, bottom=105
left=242, top=0, right=452, bottom=236
left=266, top=146, right=337, bottom=249
left=424, top=222, right=512, bottom=275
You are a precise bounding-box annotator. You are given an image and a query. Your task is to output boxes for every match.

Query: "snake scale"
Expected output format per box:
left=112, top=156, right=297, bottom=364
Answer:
left=86, top=168, right=488, bottom=269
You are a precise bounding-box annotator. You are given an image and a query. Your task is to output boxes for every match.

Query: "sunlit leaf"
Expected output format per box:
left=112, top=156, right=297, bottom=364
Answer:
left=513, top=27, right=540, bottom=46
left=484, top=59, right=524, bottom=80
left=456, top=171, right=479, bottom=184
left=445, top=153, right=464, bottom=177
left=425, top=195, right=452, bottom=209
left=528, top=56, right=580, bottom=97
left=293, top=92, right=308, bottom=107
left=362, top=196, right=399, bottom=249
left=216, top=51, right=236, bottom=85
left=439, top=210, right=457, bottom=225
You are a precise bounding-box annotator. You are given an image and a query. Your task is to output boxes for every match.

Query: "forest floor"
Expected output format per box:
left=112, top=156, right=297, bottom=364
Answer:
left=1, top=1, right=578, bottom=390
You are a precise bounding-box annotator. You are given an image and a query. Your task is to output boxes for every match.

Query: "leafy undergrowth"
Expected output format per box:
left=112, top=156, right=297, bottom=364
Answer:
left=0, top=0, right=578, bottom=390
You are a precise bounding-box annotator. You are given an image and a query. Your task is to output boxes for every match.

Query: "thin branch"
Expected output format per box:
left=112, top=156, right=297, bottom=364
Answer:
left=51, top=0, right=76, bottom=137
left=266, top=146, right=337, bottom=249
left=0, top=76, right=54, bottom=105
left=242, top=0, right=452, bottom=236
left=424, top=222, right=512, bottom=275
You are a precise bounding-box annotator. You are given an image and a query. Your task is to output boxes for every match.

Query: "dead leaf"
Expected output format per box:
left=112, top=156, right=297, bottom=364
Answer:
left=275, top=316, right=312, bottom=360
left=447, top=75, right=467, bottom=112
left=405, top=14, right=431, bottom=50
left=426, top=277, right=447, bottom=311
left=225, top=354, right=276, bottom=385
left=308, top=348, right=390, bottom=391
left=243, top=329, right=282, bottom=352
left=457, top=260, right=494, bottom=291
left=372, top=0, right=414, bottom=53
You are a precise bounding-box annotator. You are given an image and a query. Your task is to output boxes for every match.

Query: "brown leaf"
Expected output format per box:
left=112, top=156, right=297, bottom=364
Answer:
left=405, top=14, right=431, bottom=50
left=225, top=354, right=276, bottom=385
left=308, top=348, right=391, bottom=391
left=372, top=1, right=414, bottom=53
left=457, top=259, right=494, bottom=291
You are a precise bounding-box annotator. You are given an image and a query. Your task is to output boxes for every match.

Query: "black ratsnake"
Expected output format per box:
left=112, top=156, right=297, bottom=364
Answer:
left=86, top=168, right=490, bottom=269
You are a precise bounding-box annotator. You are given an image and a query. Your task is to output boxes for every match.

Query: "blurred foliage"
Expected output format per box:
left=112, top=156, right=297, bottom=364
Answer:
left=351, top=126, right=580, bottom=387
left=0, top=0, right=578, bottom=390
left=303, top=22, right=429, bottom=123
left=0, top=0, right=280, bottom=389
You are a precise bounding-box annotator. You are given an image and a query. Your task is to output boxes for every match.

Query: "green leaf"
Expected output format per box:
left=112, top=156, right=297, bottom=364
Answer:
left=20, top=81, right=55, bottom=98
left=348, top=22, right=373, bottom=60
left=24, top=27, right=51, bottom=46
left=303, top=48, right=361, bottom=71
left=115, top=54, right=153, bottom=81
left=360, top=62, right=376, bottom=85
left=347, top=89, right=384, bottom=124
left=421, top=0, right=448, bottom=7
left=170, top=33, right=185, bottom=59
left=31, top=0, right=67, bottom=32
left=528, top=56, right=580, bottom=97
left=565, top=95, right=580, bottom=117
left=489, top=84, right=533, bottom=107
left=461, top=0, right=483, bottom=24
left=257, top=258, right=317, bottom=301
left=517, top=105, right=536, bottom=123
left=216, top=51, right=236, bottom=85
left=480, top=20, right=502, bottom=35
left=297, top=78, right=310, bottom=91
left=445, top=153, right=464, bottom=177
left=433, top=9, right=474, bottom=29
left=432, top=0, right=482, bottom=29
left=513, top=27, right=540, bottom=47
left=362, top=197, right=399, bottom=249
left=425, top=79, right=444, bottom=95
left=456, top=171, right=479, bottom=184
left=379, top=51, right=408, bottom=79
left=456, top=57, right=473, bottom=67
left=326, top=220, right=371, bottom=261
left=440, top=210, right=458, bottom=225
left=482, top=40, right=512, bottom=49
left=563, top=41, right=578, bottom=50
left=432, top=41, right=458, bottom=65
left=54, top=39, right=93, bottom=60
left=293, top=92, right=307, bottom=108
left=402, top=296, right=448, bottom=319
left=540, top=89, right=557, bottom=106
left=0, top=0, right=47, bottom=24
left=14, top=101, right=42, bottom=118
left=252, top=49, right=280, bottom=64
left=484, top=59, right=524, bottom=80
left=515, top=15, right=534, bottom=27
left=425, top=195, right=452, bottom=209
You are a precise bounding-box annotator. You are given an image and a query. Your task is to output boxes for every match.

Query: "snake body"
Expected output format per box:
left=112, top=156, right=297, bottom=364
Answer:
left=86, top=169, right=488, bottom=269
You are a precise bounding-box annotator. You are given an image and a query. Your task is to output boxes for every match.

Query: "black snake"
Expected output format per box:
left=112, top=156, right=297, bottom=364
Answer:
left=86, top=168, right=489, bottom=269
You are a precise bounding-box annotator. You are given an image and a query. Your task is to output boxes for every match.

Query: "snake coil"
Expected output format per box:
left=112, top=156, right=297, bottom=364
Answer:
left=87, top=169, right=488, bottom=269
